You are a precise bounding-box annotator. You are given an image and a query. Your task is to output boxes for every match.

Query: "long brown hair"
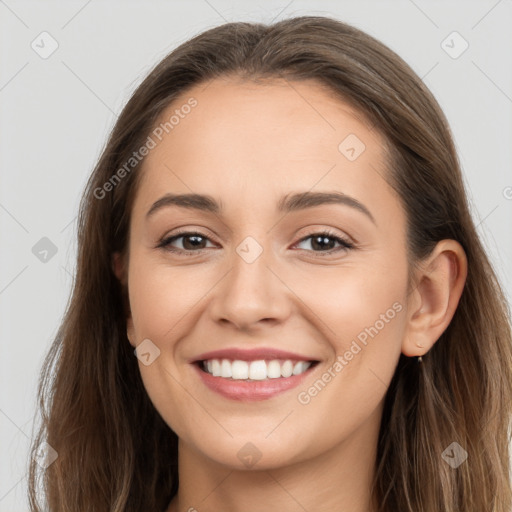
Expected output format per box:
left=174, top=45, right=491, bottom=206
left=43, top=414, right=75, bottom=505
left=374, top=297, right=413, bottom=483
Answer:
left=28, top=15, right=512, bottom=511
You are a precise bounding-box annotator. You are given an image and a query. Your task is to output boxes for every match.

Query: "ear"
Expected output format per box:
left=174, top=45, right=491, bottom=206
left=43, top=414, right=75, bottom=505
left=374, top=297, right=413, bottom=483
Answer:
left=112, top=251, right=126, bottom=285
left=112, top=252, right=136, bottom=348
left=402, top=239, right=467, bottom=357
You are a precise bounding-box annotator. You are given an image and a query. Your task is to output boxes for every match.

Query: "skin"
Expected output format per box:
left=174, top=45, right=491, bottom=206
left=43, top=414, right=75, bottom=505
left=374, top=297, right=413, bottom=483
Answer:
left=113, top=77, right=467, bottom=512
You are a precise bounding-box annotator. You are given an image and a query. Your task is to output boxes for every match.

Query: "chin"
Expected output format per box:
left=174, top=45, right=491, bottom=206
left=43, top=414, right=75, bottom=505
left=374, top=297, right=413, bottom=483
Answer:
left=188, top=434, right=309, bottom=471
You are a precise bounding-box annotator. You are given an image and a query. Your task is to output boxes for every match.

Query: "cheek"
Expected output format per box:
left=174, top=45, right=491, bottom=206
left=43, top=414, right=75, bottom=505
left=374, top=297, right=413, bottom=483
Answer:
left=295, top=252, right=408, bottom=353
left=288, top=256, right=407, bottom=420
left=126, top=255, right=201, bottom=437
left=299, top=260, right=406, bottom=399
left=331, top=274, right=406, bottom=351
left=126, top=254, right=227, bottom=436
left=128, top=254, right=209, bottom=340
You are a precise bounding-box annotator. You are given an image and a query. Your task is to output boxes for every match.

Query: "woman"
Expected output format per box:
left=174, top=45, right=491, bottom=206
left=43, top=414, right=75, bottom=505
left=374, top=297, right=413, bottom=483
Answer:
left=28, top=15, right=512, bottom=512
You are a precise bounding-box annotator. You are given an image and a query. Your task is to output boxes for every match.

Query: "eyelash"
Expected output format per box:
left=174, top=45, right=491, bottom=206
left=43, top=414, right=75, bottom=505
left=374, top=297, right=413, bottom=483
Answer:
left=156, top=229, right=355, bottom=257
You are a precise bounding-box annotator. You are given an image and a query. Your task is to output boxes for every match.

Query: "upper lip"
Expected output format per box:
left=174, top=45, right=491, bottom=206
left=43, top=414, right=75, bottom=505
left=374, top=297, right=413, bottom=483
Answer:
left=191, top=347, right=319, bottom=363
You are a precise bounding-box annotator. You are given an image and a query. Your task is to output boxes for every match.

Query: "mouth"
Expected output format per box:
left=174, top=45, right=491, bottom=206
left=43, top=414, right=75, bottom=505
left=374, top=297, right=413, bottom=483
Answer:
left=197, top=358, right=318, bottom=380
left=190, top=350, right=320, bottom=401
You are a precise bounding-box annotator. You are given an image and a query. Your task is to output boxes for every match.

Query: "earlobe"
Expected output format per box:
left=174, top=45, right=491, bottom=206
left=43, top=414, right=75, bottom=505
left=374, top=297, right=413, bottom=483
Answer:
left=402, top=239, right=468, bottom=357
left=112, top=251, right=126, bottom=284
left=112, top=251, right=135, bottom=346
left=126, top=317, right=136, bottom=348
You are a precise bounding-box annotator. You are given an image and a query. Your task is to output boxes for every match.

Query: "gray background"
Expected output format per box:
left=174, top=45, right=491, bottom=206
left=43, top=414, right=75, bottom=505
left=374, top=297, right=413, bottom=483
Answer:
left=1, top=1, right=511, bottom=510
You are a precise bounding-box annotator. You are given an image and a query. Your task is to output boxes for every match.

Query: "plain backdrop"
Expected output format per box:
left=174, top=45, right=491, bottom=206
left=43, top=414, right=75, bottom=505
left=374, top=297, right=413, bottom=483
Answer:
left=1, top=1, right=511, bottom=510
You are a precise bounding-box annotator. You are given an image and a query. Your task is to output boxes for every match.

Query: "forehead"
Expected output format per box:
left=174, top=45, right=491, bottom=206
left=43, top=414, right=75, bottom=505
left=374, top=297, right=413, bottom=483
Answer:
left=133, top=77, right=396, bottom=219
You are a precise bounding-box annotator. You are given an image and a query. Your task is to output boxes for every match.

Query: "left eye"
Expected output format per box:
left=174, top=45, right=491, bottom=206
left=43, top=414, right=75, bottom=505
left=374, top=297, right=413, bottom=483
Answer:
left=157, top=231, right=354, bottom=255
left=295, top=232, right=354, bottom=253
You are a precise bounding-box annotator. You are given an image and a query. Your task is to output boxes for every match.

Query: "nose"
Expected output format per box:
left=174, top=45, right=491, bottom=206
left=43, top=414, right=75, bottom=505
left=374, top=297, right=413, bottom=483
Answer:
left=209, top=244, right=292, bottom=332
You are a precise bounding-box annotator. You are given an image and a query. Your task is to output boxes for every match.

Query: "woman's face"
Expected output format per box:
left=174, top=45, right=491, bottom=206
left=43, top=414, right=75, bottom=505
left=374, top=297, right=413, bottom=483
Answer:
left=121, top=77, right=412, bottom=469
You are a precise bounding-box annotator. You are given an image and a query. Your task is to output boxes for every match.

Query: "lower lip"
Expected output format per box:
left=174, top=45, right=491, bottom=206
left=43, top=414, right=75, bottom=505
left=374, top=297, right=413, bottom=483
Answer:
left=193, top=363, right=315, bottom=401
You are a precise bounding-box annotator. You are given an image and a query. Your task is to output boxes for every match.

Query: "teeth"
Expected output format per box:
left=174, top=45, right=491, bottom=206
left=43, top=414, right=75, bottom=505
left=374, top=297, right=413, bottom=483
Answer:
left=293, top=361, right=309, bottom=375
left=202, top=358, right=313, bottom=380
left=221, top=359, right=232, bottom=378
left=249, top=360, right=267, bottom=380
left=281, top=360, right=293, bottom=378
left=211, top=359, right=221, bottom=377
left=232, top=360, right=249, bottom=379
left=267, top=360, right=281, bottom=379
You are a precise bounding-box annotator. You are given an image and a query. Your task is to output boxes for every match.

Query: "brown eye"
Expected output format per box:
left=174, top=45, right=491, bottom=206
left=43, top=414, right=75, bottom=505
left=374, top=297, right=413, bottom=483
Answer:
left=295, top=231, right=354, bottom=254
left=158, top=232, right=215, bottom=253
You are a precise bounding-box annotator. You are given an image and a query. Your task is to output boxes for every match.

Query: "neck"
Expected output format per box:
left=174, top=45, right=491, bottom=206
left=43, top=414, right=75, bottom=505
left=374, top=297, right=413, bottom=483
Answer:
left=166, top=404, right=382, bottom=512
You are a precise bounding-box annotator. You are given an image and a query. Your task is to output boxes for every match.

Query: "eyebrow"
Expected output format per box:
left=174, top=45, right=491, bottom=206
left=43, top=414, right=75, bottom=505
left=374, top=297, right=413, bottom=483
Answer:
left=146, top=191, right=375, bottom=224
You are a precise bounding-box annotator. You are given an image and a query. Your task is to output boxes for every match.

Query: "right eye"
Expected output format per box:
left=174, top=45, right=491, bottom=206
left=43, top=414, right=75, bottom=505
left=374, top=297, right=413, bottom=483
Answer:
left=157, top=231, right=217, bottom=255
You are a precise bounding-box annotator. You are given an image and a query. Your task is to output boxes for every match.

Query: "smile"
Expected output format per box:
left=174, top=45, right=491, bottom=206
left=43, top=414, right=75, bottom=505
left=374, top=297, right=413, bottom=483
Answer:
left=201, top=358, right=313, bottom=380
left=191, top=348, right=320, bottom=401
